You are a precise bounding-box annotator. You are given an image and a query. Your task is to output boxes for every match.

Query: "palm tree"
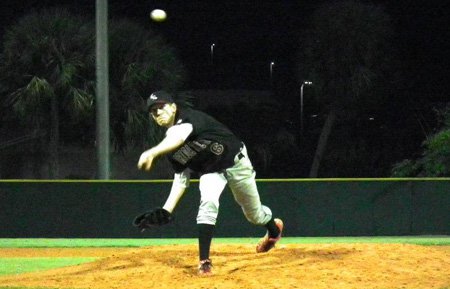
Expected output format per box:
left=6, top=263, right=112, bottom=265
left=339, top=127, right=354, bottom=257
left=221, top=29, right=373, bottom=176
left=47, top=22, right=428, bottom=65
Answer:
left=1, top=10, right=187, bottom=179
left=107, top=19, right=186, bottom=153
left=1, top=8, right=95, bottom=178
left=297, top=0, right=395, bottom=177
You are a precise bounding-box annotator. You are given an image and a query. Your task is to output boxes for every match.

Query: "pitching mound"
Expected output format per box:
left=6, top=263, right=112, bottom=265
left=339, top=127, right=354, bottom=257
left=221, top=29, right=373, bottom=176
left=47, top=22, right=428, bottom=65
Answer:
left=1, top=243, right=449, bottom=289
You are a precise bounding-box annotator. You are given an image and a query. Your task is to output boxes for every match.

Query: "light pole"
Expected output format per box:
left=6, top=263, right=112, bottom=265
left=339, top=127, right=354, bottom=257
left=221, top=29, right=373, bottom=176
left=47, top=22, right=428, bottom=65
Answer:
left=270, top=61, right=275, bottom=86
left=210, top=43, right=215, bottom=65
left=300, top=81, right=313, bottom=137
left=96, top=0, right=110, bottom=179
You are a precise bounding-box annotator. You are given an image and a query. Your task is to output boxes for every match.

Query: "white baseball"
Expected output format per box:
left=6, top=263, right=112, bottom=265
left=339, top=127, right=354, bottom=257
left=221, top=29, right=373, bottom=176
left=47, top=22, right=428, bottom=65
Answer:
left=150, top=9, right=167, bottom=22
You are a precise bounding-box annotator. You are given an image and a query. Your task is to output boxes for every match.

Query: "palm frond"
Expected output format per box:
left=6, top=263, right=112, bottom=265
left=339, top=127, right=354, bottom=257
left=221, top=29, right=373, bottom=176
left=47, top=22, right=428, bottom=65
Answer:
left=68, top=88, right=94, bottom=120
left=8, top=76, right=53, bottom=124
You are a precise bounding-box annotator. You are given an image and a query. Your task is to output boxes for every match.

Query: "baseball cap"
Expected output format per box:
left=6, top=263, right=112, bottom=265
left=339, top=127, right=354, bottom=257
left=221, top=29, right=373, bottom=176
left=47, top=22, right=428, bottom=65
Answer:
left=146, top=90, right=174, bottom=111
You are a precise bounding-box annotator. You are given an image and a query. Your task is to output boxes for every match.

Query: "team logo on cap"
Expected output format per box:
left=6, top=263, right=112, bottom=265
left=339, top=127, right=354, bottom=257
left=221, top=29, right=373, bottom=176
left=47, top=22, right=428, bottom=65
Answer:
left=150, top=94, right=158, bottom=100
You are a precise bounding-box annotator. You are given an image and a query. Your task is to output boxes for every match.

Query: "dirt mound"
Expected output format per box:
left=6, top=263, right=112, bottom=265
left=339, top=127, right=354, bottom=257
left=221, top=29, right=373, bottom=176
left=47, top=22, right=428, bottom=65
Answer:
left=1, top=243, right=449, bottom=289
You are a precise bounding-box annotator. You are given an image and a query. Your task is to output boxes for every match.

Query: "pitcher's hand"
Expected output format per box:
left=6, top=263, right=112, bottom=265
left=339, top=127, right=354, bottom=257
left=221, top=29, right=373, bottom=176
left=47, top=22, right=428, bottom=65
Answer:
left=138, top=150, right=155, bottom=171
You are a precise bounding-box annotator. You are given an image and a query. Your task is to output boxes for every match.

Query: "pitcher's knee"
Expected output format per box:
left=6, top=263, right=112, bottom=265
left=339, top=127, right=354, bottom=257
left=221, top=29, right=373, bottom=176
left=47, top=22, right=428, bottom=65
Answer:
left=243, top=206, right=272, bottom=226
left=197, top=200, right=219, bottom=225
left=243, top=210, right=267, bottom=226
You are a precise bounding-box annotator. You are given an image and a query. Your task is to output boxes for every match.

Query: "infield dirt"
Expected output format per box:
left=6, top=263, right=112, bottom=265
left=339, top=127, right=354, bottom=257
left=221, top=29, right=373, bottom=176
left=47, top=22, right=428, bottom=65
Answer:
left=0, top=243, right=449, bottom=289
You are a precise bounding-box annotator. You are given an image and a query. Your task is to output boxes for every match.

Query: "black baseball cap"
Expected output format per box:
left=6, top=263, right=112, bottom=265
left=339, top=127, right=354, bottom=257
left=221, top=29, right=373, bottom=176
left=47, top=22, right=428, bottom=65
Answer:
left=146, top=90, right=174, bottom=111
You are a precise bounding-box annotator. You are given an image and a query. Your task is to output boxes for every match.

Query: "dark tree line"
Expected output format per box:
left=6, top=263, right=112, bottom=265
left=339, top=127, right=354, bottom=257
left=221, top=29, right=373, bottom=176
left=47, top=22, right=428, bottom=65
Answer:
left=1, top=2, right=448, bottom=179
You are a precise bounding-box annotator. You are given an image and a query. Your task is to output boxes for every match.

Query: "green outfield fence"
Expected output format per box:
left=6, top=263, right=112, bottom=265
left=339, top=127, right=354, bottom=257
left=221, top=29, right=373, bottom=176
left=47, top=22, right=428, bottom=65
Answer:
left=0, top=178, right=449, bottom=238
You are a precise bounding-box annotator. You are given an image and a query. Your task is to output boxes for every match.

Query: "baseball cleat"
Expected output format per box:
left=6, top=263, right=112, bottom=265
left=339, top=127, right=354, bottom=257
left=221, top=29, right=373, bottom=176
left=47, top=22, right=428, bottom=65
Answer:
left=256, top=218, right=284, bottom=253
left=198, top=259, right=213, bottom=276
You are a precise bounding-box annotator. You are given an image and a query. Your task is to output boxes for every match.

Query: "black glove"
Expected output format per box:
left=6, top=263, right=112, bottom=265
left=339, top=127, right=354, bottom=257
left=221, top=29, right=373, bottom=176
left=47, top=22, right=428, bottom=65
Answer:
left=133, top=207, right=173, bottom=232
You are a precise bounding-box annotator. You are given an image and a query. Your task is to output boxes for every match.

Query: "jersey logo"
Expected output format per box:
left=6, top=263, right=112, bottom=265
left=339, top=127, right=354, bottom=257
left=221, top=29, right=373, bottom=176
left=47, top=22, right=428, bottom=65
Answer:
left=210, top=142, right=224, bottom=155
left=172, top=140, right=211, bottom=165
left=172, top=145, right=197, bottom=165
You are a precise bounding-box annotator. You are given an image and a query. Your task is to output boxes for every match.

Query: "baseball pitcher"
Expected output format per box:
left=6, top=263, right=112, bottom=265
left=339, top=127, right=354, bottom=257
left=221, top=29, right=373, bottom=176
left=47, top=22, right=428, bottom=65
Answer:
left=134, top=90, right=284, bottom=276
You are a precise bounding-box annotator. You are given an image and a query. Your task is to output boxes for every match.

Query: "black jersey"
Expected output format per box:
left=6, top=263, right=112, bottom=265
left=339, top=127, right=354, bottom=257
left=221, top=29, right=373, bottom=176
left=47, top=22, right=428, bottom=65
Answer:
left=167, top=107, right=242, bottom=174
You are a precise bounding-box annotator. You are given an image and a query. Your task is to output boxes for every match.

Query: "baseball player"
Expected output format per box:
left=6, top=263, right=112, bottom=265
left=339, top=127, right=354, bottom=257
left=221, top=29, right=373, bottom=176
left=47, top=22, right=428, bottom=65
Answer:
left=135, top=90, right=284, bottom=276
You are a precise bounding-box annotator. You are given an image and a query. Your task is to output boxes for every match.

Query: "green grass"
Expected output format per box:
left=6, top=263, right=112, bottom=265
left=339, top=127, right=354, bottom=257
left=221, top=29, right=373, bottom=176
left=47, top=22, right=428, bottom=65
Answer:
left=0, top=257, right=97, bottom=276
left=0, top=236, right=449, bottom=248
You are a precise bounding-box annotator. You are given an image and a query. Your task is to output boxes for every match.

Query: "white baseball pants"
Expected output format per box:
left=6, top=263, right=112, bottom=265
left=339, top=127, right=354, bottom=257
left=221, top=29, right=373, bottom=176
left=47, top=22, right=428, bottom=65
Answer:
left=196, top=145, right=273, bottom=226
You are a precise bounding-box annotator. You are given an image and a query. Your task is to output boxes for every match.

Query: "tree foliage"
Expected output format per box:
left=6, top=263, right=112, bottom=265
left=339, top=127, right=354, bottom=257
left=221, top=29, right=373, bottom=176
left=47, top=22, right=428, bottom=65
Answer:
left=0, top=8, right=186, bottom=178
left=392, top=105, right=450, bottom=177
left=297, top=0, right=396, bottom=177
left=300, top=0, right=395, bottom=110
left=2, top=8, right=95, bottom=123
left=107, top=19, right=186, bottom=152
left=0, top=8, right=95, bottom=177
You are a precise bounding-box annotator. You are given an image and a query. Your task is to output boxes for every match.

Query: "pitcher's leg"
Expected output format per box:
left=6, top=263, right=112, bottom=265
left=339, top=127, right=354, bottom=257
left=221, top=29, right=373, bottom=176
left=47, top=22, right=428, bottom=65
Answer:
left=197, top=173, right=227, bottom=225
left=226, top=145, right=283, bottom=253
left=225, top=146, right=272, bottom=225
left=197, top=172, right=227, bottom=275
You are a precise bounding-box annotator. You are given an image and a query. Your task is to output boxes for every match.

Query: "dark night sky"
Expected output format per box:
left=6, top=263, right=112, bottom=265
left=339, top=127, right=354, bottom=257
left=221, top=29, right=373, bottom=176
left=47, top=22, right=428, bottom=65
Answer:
left=1, top=0, right=449, bottom=97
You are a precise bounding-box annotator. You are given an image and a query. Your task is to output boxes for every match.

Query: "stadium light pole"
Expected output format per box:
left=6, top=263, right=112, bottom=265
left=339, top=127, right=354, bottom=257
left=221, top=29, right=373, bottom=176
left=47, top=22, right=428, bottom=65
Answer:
left=96, top=0, right=110, bottom=179
left=210, top=43, right=215, bottom=65
left=270, top=61, right=275, bottom=86
left=300, top=81, right=313, bottom=137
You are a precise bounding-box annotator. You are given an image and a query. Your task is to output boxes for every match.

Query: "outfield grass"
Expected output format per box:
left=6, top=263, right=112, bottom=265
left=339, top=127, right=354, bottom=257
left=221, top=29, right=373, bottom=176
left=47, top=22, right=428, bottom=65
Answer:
left=1, top=236, right=449, bottom=248
left=0, top=257, right=97, bottom=276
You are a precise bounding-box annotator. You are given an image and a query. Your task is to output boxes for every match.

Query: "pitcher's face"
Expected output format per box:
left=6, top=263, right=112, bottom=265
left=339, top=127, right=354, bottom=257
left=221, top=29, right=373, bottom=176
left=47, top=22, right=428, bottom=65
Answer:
left=150, top=103, right=177, bottom=127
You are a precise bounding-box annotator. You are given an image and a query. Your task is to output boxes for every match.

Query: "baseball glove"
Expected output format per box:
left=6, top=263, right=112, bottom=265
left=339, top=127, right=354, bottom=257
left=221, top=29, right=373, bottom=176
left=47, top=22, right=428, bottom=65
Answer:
left=133, top=207, right=173, bottom=231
